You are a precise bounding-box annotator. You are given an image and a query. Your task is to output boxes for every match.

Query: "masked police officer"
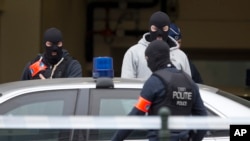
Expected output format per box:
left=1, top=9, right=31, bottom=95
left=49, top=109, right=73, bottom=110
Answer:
left=111, top=40, right=207, bottom=141
left=121, top=11, right=191, bottom=80
left=21, top=27, right=82, bottom=80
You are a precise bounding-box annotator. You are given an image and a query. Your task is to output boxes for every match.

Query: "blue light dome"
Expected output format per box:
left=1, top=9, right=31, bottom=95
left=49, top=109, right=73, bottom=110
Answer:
left=92, top=57, right=114, bottom=78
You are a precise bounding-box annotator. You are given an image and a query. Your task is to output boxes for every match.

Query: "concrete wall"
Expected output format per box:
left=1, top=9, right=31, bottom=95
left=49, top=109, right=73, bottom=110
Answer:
left=178, top=0, right=250, bottom=49
left=0, top=0, right=41, bottom=83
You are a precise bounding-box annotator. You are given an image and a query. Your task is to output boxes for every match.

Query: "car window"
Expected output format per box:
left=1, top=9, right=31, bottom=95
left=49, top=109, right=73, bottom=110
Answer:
left=0, top=89, right=78, bottom=141
left=87, top=88, right=145, bottom=140
left=100, top=99, right=137, bottom=115
left=6, top=100, right=64, bottom=115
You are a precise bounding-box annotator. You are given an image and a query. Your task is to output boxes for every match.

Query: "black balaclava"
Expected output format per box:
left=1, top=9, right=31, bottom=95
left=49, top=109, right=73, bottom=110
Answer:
left=149, top=11, right=171, bottom=42
left=43, top=27, right=63, bottom=65
left=145, top=40, right=172, bottom=72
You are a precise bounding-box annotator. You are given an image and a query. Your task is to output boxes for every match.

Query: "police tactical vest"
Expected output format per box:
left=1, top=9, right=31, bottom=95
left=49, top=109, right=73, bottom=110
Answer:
left=29, top=54, right=73, bottom=79
left=149, top=69, right=194, bottom=116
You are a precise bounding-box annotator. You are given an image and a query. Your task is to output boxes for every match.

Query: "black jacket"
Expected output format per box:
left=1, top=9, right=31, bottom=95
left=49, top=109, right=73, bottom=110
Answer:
left=21, top=49, right=82, bottom=80
left=111, top=67, right=207, bottom=141
left=189, top=60, right=203, bottom=84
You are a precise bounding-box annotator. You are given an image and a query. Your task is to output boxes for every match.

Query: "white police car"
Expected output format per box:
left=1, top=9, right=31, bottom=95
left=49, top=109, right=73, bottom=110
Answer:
left=0, top=57, right=249, bottom=141
left=0, top=77, right=250, bottom=141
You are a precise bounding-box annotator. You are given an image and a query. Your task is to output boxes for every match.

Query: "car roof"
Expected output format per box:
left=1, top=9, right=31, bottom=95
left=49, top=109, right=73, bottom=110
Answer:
left=0, top=77, right=144, bottom=96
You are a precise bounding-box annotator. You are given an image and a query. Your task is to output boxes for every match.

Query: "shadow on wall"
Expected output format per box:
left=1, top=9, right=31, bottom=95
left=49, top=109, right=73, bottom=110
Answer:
left=111, top=48, right=127, bottom=77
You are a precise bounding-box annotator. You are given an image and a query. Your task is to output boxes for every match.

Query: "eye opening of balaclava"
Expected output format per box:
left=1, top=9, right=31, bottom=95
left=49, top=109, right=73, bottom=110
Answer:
left=145, top=40, right=172, bottom=72
left=149, top=11, right=171, bottom=42
left=43, top=27, right=63, bottom=65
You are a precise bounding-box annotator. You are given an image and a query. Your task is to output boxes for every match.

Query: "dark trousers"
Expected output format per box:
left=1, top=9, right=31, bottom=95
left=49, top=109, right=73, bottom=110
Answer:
left=148, top=130, right=190, bottom=141
left=148, top=131, right=190, bottom=141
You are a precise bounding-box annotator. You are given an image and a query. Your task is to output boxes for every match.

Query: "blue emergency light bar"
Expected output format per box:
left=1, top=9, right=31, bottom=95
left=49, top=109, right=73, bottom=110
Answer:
left=92, top=57, right=114, bottom=78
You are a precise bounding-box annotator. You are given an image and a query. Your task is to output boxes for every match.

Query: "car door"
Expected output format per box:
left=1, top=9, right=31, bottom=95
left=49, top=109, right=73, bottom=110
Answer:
left=0, top=89, right=79, bottom=141
left=85, top=88, right=146, bottom=141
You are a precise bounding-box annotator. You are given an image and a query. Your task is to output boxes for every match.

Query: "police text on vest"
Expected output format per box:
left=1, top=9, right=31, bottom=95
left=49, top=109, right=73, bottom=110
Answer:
left=172, top=87, right=192, bottom=106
